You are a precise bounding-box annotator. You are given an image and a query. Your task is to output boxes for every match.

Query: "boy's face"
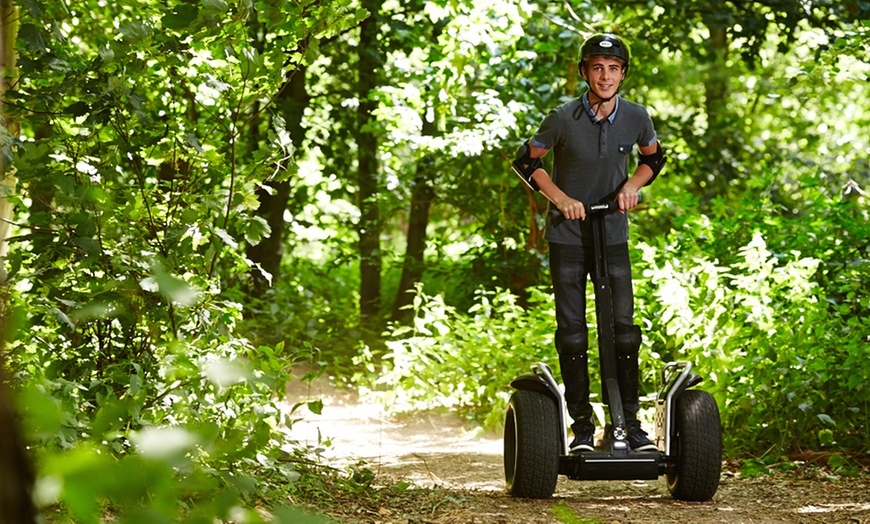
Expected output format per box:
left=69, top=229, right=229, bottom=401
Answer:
left=582, top=56, right=626, bottom=99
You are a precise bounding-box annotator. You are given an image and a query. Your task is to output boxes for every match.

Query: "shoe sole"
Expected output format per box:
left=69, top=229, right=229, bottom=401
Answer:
left=631, top=443, right=658, bottom=452
left=569, top=444, right=594, bottom=453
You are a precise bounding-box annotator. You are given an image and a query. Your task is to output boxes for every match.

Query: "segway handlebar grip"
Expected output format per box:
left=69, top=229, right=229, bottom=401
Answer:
left=549, top=194, right=643, bottom=227
left=588, top=201, right=619, bottom=215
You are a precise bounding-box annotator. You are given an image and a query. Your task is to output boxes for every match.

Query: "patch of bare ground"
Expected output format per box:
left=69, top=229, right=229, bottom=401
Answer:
left=285, top=373, right=870, bottom=523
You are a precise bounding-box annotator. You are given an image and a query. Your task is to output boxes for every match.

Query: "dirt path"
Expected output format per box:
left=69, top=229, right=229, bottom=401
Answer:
left=287, top=375, right=870, bottom=523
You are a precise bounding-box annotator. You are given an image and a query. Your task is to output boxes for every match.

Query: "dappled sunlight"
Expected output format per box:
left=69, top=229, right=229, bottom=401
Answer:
left=284, top=373, right=502, bottom=483
left=798, top=503, right=870, bottom=514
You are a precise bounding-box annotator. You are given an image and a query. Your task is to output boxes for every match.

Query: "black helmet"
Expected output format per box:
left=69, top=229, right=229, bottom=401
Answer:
left=579, top=33, right=630, bottom=74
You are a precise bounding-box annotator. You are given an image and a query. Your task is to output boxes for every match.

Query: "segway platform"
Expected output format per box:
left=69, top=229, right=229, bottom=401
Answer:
left=561, top=449, right=662, bottom=481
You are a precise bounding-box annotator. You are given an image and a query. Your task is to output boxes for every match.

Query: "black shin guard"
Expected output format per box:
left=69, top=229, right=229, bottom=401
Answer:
left=615, top=323, right=642, bottom=422
left=557, top=330, right=594, bottom=430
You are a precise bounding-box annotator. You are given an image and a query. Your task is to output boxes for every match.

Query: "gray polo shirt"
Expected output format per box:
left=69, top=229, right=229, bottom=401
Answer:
left=532, top=92, right=657, bottom=246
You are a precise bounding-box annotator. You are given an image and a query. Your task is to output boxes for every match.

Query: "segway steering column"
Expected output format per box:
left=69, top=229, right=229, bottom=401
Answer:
left=587, top=201, right=630, bottom=453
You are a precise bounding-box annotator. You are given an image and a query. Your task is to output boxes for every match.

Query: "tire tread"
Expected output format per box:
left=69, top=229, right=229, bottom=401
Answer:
left=667, top=389, right=722, bottom=501
left=504, top=389, right=560, bottom=499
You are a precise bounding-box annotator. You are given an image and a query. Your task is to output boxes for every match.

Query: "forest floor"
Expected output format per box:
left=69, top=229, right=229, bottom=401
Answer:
left=286, top=372, right=870, bottom=524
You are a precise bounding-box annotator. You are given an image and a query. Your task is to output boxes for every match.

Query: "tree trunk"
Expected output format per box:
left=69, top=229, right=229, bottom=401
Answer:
left=391, top=139, right=435, bottom=323
left=0, top=2, right=37, bottom=521
left=246, top=65, right=308, bottom=296
left=0, top=363, right=36, bottom=523
left=704, top=25, right=729, bottom=125
left=242, top=5, right=312, bottom=297
left=0, top=0, right=18, bottom=283
left=702, top=23, right=731, bottom=197
left=357, top=0, right=382, bottom=331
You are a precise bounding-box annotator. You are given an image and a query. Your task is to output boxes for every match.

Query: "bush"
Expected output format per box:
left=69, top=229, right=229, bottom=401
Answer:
left=633, top=185, right=869, bottom=456
left=13, top=300, right=319, bottom=521
left=355, top=286, right=558, bottom=430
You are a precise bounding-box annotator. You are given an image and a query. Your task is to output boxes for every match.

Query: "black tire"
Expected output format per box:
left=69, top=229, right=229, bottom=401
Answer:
left=666, top=389, right=723, bottom=501
left=503, top=389, right=560, bottom=499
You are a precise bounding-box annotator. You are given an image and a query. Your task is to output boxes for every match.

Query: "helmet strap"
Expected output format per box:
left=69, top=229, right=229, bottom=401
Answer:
left=589, top=93, right=615, bottom=123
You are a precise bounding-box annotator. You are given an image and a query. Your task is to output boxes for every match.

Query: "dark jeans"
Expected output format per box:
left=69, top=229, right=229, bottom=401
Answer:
left=549, top=242, right=636, bottom=430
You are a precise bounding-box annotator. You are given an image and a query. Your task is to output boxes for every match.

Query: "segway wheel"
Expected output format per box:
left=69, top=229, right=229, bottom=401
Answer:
left=666, top=389, right=723, bottom=501
left=503, top=389, right=560, bottom=499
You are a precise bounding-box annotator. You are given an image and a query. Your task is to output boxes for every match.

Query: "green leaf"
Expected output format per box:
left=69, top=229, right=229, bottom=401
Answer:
left=162, top=4, right=200, bottom=31
left=827, top=453, right=847, bottom=471
left=141, top=265, right=201, bottom=308
left=816, top=413, right=836, bottom=426
left=120, top=21, right=151, bottom=44
left=73, top=236, right=101, bottom=254
left=307, top=399, right=323, bottom=415
left=215, top=229, right=239, bottom=249
left=242, top=216, right=271, bottom=245
left=131, top=426, right=200, bottom=463
left=186, top=132, right=204, bottom=153
left=18, top=23, right=47, bottom=53
left=818, top=428, right=835, bottom=447
left=66, top=101, right=90, bottom=117
left=202, top=0, right=229, bottom=17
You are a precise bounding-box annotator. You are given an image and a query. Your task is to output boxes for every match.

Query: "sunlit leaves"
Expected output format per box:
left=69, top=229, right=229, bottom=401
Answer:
left=130, top=426, right=200, bottom=462
left=140, top=264, right=201, bottom=308
left=359, top=286, right=556, bottom=428
left=631, top=182, right=869, bottom=455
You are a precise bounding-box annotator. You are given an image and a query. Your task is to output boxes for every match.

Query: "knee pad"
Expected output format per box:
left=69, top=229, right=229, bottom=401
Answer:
left=614, top=323, right=641, bottom=359
left=556, top=329, right=589, bottom=358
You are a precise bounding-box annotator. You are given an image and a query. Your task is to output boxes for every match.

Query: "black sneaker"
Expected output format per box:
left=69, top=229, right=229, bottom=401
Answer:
left=626, top=423, right=657, bottom=452
left=569, top=432, right=594, bottom=453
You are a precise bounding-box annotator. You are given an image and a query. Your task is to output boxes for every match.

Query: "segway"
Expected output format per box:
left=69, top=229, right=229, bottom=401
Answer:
left=503, top=200, right=722, bottom=501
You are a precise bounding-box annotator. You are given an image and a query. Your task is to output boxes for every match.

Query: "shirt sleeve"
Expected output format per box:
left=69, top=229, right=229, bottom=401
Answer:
left=638, top=108, right=657, bottom=147
left=532, top=108, right=563, bottom=150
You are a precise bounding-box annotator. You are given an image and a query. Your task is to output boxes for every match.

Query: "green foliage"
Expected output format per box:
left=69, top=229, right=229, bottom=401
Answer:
left=240, top=255, right=363, bottom=367
left=355, top=286, right=557, bottom=429
left=739, top=452, right=865, bottom=479
left=15, top=325, right=330, bottom=521
left=5, top=0, right=367, bottom=520
left=631, top=178, right=869, bottom=456
left=739, top=455, right=797, bottom=478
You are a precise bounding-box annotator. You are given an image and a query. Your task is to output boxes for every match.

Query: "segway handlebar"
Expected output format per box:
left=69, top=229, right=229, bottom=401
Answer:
left=549, top=195, right=642, bottom=228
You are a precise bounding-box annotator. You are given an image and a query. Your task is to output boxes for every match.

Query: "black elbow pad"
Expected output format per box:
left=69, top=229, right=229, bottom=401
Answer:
left=639, top=142, right=667, bottom=186
left=511, top=142, right=542, bottom=192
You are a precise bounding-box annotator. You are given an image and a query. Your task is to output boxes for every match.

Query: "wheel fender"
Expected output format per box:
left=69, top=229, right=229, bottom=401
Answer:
left=511, top=374, right=560, bottom=403
left=672, top=372, right=703, bottom=400
left=510, top=367, right=569, bottom=455
left=658, top=367, right=705, bottom=456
